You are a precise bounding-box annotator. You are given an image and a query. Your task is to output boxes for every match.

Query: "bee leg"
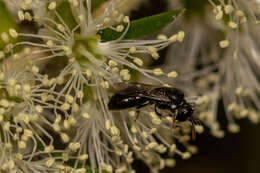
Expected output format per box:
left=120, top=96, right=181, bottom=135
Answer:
left=155, top=105, right=163, bottom=117
left=171, top=114, right=176, bottom=129
left=190, top=118, right=196, bottom=140
left=135, top=110, right=140, bottom=121
left=134, top=102, right=151, bottom=121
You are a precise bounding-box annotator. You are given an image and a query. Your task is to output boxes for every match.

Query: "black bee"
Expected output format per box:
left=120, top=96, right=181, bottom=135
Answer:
left=108, top=83, right=199, bottom=139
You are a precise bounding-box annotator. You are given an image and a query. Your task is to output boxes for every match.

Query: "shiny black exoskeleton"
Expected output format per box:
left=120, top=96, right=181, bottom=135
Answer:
left=108, top=83, right=198, bottom=139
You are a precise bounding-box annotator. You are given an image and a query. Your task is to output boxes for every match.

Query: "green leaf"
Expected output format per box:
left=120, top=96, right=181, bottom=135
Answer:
left=181, top=0, right=207, bottom=19
left=63, top=161, right=101, bottom=172
left=83, top=85, right=93, bottom=103
left=56, top=1, right=77, bottom=30
left=85, top=166, right=102, bottom=173
left=51, top=152, right=62, bottom=157
left=0, top=127, right=4, bottom=142
left=91, top=0, right=106, bottom=11
left=128, top=68, right=140, bottom=83
left=56, top=0, right=106, bottom=30
left=37, top=142, right=44, bottom=151
left=98, top=9, right=183, bottom=42
left=0, top=1, right=20, bottom=50
left=7, top=96, right=23, bottom=103
left=0, top=88, right=23, bottom=103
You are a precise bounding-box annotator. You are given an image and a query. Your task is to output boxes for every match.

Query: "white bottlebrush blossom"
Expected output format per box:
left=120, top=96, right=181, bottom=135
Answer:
left=4, top=0, right=49, bottom=21
left=0, top=0, right=200, bottom=173
left=13, top=0, right=184, bottom=85
left=69, top=98, right=199, bottom=173
left=165, top=0, right=260, bottom=137
left=0, top=52, right=77, bottom=172
left=2, top=0, right=260, bottom=172
left=0, top=143, right=57, bottom=173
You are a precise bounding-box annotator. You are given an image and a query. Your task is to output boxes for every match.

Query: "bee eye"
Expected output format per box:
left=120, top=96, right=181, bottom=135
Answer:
left=168, top=88, right=184, bottom=101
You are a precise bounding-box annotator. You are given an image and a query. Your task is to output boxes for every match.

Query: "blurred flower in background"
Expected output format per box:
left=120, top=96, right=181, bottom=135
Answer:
left=0, top=0, right=259, bottom=173
left=164, top=0, right=260, bottom=138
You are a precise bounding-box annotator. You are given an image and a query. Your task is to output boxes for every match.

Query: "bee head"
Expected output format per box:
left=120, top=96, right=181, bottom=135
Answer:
left=176, top=102, right=194, bottom=122
left=166, top=88, right=184, bottom=105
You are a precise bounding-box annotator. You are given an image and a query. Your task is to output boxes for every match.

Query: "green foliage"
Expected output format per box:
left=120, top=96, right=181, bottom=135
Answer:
left=0, top=88, right=23, bottom=103
left=98, top=9, right=183, bottom=41
left=56, top=0, right=106, bottom=30
left=85, top=166, right=102, bottom=173
left=181, top=0, right=208, bottom=19
left=83, top=85, right=93, bottom=103
left=56, top=1, right=78, bottom=30
left=37, top=142, right=45, bottom=151
left=0, top=127, right=4, bottom=142
left=74, top=35, right=103, bottom=60
left=129, top=68, right=139, bottom=83
left=92, top=0, right=106, bottom=11
left=0, top=1, right=20, bottom=50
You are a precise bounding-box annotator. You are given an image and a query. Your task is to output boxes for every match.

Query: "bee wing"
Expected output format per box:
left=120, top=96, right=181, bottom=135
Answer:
left=109, top=82, right=137, bottom=92
left=110, top=82, right=171, bottom=102
left=109, top=82, right=150, bottom=95
left=145, top=92, right=171, bottom=102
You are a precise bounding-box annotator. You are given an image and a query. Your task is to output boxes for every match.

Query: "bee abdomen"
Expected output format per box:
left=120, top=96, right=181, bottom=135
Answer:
left=108, top=94, right=148, bottom=110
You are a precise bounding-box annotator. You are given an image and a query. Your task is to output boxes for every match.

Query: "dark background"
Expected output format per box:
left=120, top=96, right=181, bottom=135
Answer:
left=164, top=120, right=260, bottom=173
left=130, top=0, right=260, bottom=172
left=133, top=111, right=260, bottom=173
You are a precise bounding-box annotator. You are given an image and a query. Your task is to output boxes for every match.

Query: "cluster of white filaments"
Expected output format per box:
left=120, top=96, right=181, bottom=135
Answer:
left=0, top=43, right=89, bottom=173
left=165, top=0, right=260, bottom=138
left=203, top=0, right=260, bottom=135
left=0, top=143, right=59, bottom=173
left=209, top=0, right=260, bottom=48
left=0, top=0, right=204, bottom=173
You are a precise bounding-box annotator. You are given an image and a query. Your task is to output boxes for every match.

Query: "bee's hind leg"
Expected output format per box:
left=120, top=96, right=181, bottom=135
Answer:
left=171, top=114, right=177, bottom=129
left=134, top=102, right=151, bottom=121
left=155, top=105, right=163, bottom=117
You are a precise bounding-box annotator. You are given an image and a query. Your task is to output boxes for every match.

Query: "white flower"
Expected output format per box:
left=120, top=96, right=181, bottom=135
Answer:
left=0, top=51, right=74, bottom=163
left=1, top=0, right=197, bottom=172
left=164, top=0, right=260, bottom=136
left=0, top=144, right=57, bottom=173
left=68, top=98, right=197, bottom=173
left=4, top=0, right=48, bottom=21
left=13, top=0, right=182, bottom=87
